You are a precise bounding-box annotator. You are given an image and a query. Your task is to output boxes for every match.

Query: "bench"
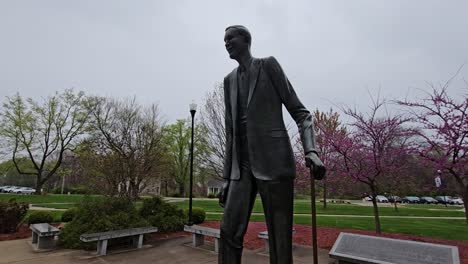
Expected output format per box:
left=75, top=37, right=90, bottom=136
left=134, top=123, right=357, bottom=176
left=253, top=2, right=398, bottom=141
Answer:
left=80, top=226, right=158, bottom=255
left=30, top=223, right=60, bottom=250
left=184, top=225, right=220, bottom=253
left=258, top=228, right=296, bottom=253
left=330, top=232, right=460, bottom=264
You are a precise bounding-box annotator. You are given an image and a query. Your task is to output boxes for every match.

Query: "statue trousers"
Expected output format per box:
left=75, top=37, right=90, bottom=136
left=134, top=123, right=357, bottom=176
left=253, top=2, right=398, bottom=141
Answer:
left=219, top=137, right=294, bottom=264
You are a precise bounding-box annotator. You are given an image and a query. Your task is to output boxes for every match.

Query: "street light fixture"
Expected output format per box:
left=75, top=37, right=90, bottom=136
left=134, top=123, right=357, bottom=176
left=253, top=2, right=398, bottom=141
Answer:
left=188, top=101, right=197, bottom=226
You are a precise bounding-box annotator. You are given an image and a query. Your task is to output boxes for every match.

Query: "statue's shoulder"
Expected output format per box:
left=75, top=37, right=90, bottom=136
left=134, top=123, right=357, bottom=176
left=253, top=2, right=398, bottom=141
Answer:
left=224, top=67, right=238, bottom=80
left=262, top=56, right=279, bottom=67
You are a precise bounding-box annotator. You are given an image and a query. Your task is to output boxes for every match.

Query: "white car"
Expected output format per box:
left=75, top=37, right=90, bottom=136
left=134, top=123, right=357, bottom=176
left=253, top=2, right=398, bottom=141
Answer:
left=2, top=186, right=20, bottom=193
left=14, top=187, right=36, bottom=194
left=376, top=195, right=389, bottom=203
left=451, top=197, right=464, bottom=205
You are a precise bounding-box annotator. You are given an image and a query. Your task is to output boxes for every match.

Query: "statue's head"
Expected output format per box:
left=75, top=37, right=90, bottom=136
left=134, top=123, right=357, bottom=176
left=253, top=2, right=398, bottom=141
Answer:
left=224, top=25, right=251, bottom=60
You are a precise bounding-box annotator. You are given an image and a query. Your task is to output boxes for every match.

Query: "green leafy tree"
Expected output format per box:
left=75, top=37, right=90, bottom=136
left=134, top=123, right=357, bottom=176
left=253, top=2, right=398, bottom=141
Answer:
left=0, top=89, right=91, bottom=194
left=163, top=119, right=209, bottom=196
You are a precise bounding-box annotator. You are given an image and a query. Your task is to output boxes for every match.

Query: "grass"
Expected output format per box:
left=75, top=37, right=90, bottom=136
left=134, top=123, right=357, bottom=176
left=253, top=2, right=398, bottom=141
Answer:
left=6, top=194, right=465, bottom=242
left=204, top=213, right=468, bottom=241
left=172, top=199, right=465, bottom=217
left=403, top=203, right=464, bottom=210
left=0, top=193, right=94, bottom=204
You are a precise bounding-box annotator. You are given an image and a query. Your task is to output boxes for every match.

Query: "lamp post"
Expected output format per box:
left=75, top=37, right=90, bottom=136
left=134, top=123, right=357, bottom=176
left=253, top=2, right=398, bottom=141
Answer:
left=188, top=101, right=197, bottom=226
left=436, top=169, right=447, bottom=207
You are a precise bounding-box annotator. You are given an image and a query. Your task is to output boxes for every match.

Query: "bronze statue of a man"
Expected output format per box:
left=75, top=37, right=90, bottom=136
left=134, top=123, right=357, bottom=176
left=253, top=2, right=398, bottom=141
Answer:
left=219, top=25, right=326, bottom=264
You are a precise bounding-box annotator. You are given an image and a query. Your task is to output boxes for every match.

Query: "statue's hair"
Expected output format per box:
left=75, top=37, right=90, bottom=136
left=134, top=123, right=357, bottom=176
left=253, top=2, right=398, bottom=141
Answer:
left=225, top=25, right=251, bottom=46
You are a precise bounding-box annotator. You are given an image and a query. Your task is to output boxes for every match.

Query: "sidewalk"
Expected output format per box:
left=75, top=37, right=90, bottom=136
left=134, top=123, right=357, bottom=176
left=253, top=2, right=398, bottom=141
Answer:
left=0, top=236, right=333, bottom=264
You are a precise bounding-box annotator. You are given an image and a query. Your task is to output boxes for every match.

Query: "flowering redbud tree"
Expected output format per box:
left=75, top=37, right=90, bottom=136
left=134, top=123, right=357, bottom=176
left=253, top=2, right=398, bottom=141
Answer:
left=398, top=82, right=468, bottom=223
left=330, top=98, right=414, bottom=234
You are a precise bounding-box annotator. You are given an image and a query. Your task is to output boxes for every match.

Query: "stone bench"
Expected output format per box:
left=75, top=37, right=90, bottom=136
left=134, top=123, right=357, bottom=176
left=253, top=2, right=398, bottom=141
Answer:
left=184, top=225, right=220, bottom=253
left=30, top=223, right=60, bottom=250
left=258, top=228, right=296, bottom=253
left=330, top=232, right=460, bottom=264
left=80, top=226, right=158, bottom=255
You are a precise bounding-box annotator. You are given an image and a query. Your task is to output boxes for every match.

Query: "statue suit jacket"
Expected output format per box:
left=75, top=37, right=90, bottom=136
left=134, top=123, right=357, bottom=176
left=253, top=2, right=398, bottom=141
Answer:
left=223, top=56, right=317, bottom=181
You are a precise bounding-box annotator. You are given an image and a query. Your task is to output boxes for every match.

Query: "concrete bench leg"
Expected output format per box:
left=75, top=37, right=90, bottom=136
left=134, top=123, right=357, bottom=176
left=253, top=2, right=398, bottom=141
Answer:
left=133, top=234, right=144, bottom=249
left=97, top=240, right=108, bottom=255
left=264, top=239, right=269, bottom=253
left=37, top=236, right=55, bottom=250
left=193, top=234, right=204, bottom=247
left=214, top=238, right=219, bottom=253
left=32, top=232, right=38, bottom=244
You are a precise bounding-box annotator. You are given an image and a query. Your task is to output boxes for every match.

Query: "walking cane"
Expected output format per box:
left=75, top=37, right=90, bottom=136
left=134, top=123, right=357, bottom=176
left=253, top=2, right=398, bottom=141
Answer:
left=310, top=167, right=319, bottom=264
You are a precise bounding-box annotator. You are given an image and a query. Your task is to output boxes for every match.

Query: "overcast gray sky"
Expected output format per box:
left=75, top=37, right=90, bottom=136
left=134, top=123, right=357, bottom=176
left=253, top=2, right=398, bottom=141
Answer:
left=1, top=0, right=467, bottom=123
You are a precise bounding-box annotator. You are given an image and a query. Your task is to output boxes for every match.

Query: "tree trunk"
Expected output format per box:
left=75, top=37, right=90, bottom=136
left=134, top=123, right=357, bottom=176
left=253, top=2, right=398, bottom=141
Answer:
left=370, top=187, right=382, bottom=234
left=179, top=184, right=185, bottom=197
left=34, top=174, right=43, bottom=195
left=323, top=180, right=327, bottom=209
left=393, top=200, right=398, bottom=212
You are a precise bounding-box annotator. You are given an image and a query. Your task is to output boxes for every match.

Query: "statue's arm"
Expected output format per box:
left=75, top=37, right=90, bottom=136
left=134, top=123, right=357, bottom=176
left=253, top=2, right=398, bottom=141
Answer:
left=264, top=56, right=326, bottom=179
left=263, top=56, right=317, bottom=155
left=220, top=76, right=231, bottom=207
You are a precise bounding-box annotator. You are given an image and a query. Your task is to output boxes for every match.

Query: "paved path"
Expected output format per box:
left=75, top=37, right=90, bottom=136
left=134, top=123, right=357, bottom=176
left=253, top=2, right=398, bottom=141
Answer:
left=0, top=236, right=332, bottom=264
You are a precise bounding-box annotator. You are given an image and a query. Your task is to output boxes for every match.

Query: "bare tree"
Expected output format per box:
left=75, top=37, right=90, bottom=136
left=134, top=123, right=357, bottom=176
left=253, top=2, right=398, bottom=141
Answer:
left=200, top=83, right=226, bottom=178
left=0, top=89, right=91, bottom=194
left=87, top=97, right=165, bottom=200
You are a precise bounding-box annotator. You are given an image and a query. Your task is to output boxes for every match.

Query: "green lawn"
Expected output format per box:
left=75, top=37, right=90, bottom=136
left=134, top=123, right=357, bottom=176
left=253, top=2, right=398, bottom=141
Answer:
left=404, top=203, right=464, bottom=210
left=173, top=199, right=465, bottom=217
left=0, top=193, right=94, bottom=204
left=204, top=213, right=468, bottom=241
left=5, top=194, right=467, bottom=242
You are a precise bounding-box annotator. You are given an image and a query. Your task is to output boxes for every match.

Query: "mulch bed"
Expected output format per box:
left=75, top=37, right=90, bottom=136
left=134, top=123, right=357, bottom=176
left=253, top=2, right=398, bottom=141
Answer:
left=2, top=221, right=467, bottom=263
left=0, top=225, right=32, bottom=241
left=198, top=221, right=468, bottom=264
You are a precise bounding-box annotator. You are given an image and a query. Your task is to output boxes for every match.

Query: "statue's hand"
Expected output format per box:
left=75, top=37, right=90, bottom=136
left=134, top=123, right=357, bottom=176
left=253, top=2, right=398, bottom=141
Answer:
left=218, top=180, right=230, bottom=208
left=305, top=152, right=326, bottom=180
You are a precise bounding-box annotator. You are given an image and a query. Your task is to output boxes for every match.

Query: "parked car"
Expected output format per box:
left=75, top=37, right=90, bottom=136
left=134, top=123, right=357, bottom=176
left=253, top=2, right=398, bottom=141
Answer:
left=420, top=197, right=438, bottom=204
left=362, top=196, right=373, bottom=202
left=2, top=186, right=20, bottom=193
left=0, top=186, right=12, bottom=192
left=376, top=195, right=389, bottom=203
left=402, top=196, right=420, bottom=203
left=435, top=196, right=453, bottom=204
left=388, top=196, right=402, bottom=203
left=14, top=187, right=35, bottom=194
left=450, top=197, right=464, bottom=205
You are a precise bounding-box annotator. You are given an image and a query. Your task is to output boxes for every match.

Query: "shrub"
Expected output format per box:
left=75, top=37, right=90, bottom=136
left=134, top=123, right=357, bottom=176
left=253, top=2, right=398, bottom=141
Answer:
left=140, top=196, right=186, bottom=233
left=51, top=186, right=91, bottom=194
left=61, top=207, right=78, bottom=222
left=0, top=199, right=28, bottom=233
left=184, top=207, right=206, bottom=224
left=59, top=197, right=148, bottom=249
left=207, top=193, right=217, bottom=199
left=28, top=211, right=54, bottom=225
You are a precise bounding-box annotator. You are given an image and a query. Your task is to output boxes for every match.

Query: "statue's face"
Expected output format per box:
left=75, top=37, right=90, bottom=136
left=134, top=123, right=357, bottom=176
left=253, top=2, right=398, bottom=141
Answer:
left=224, top=28, right=248, bottom=60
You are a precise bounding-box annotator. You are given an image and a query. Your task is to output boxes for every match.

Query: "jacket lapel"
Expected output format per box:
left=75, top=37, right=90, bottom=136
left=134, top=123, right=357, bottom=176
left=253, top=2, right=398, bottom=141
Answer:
left=229, top=68, right=238, bottom=132
left=247, top=58, right=261, bottom=108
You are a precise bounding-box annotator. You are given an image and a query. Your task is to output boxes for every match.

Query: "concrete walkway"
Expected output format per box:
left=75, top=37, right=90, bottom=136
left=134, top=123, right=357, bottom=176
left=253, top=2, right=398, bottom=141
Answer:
left=0, top=236, right=333, bottom=264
